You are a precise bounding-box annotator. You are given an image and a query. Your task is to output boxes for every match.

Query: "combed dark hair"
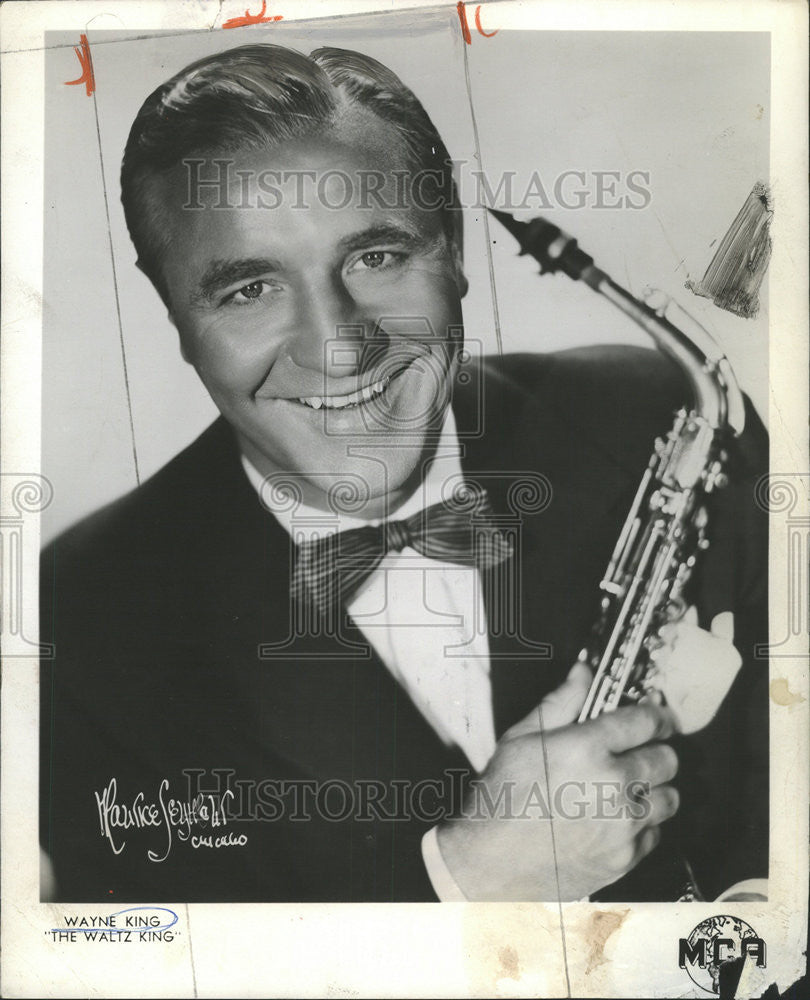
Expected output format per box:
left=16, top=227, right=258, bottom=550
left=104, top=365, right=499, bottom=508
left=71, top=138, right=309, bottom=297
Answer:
left=121, top=44, right=461, bottom=304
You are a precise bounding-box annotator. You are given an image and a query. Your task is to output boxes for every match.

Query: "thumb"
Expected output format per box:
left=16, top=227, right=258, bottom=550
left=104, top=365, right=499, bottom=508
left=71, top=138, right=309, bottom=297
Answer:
left=540, top=660, right=593, bottom=729
left=710, top=611, right=734, bottom=642
left=504, top=660, right=593, bottom=739
left=683, top=604, right=699, bottom=626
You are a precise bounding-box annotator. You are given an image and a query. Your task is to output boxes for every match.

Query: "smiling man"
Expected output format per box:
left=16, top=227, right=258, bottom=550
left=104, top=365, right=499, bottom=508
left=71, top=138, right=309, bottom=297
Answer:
left=40, top=44, right=768, bottom=903
left=159, top=138, right=464, bottom=514
left=121, top=46, right=467, bottom=518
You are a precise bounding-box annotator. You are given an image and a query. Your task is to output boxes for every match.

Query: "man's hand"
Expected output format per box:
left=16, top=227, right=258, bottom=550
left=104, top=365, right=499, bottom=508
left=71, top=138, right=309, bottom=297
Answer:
left=651, top=608, right=742, bottom=734
left=436, top=663, right=680, bottom=901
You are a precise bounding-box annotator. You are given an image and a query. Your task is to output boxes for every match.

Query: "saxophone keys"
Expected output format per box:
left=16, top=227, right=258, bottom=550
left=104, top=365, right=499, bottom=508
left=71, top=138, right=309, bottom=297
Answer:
left=644, top=639, right=664, bottom=660
left=662, top=597, right=687, bottom=623
left=641, top=687, right=664, bottom=706
left=640, top=286, right=671, bottom=315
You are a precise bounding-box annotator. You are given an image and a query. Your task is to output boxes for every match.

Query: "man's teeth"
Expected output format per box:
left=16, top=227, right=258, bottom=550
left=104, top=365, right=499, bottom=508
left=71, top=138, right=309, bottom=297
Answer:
left=298, top=377, right=390, bottom=410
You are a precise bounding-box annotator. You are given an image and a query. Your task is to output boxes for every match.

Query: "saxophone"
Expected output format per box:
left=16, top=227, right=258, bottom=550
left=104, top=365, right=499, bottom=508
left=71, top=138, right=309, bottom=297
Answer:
left=488, top=209, right=745, bottom=717
left=489, top=210, right=752, bottom=900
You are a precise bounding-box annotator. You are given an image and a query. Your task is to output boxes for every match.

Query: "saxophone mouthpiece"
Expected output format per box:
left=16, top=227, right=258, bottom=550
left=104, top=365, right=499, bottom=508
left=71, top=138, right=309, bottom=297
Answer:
left=486, top=208, right=596, bottom=281
left=487, top=208, right=529, bottom=247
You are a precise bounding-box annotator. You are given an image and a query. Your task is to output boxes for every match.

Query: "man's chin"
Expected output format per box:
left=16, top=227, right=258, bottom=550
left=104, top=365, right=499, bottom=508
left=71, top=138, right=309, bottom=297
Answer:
left=235, top=370, right=452, bottom=515
left=303, top=444, right=435, bottom=519
left=236, top=425, right=434, bottom=519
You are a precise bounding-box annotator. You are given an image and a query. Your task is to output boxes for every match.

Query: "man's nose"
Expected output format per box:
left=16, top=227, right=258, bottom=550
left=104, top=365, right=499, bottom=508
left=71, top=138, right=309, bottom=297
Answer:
left=287, top=273, right=371, bottom=378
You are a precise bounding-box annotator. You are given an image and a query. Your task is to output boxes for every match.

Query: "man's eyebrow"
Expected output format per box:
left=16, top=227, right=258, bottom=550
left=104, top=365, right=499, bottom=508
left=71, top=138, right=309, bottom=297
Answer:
left=192, top=226, right=439, bottom=304
left=193, top=257, right=282, bottom=304
left=338, top=223, right=435, bottom=254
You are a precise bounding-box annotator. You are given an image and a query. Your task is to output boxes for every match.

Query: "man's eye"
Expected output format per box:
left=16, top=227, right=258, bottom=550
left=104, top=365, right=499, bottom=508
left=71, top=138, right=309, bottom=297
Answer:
left=227, top=281, right=270, bottom=305
left=361, top=251, right=386, bottom=269
left=349, top=251, right=402, bottom=274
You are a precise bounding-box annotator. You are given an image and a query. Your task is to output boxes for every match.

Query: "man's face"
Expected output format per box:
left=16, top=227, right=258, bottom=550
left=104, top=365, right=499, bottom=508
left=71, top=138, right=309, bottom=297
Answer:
left=158, top=108, right=466, bottom=515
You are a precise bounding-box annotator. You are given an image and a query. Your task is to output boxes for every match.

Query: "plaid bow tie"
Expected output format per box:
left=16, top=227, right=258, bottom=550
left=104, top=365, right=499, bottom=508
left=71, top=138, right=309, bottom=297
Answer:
left=292, top=484, right=512, bottom=613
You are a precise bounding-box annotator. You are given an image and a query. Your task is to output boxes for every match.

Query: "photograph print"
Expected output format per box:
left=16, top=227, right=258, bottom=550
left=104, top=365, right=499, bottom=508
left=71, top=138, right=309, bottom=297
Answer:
left=39, top=11, right=771, bottom=908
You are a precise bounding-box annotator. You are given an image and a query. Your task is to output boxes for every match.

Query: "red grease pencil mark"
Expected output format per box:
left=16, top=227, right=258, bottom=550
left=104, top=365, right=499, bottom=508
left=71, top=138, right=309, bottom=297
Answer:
left=456, top=2, right=472, bottom=44
left=457, top=3, right=499, bottom=44
left=223, top=0, right=283, bottom=29
left=64, top=34, right=95, bottom=97
left=474, top=5, right=498, bottom=37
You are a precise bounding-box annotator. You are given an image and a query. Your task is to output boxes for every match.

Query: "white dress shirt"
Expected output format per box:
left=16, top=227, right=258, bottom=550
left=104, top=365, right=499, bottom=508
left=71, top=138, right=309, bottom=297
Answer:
left=240, top=410, right=497, bottom=773
left=240, top=411, right=495, bottom=900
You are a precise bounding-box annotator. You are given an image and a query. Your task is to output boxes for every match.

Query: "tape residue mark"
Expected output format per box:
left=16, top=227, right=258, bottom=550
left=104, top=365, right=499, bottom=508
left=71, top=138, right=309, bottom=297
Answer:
left=584, top=909, right=629, bottom=975
left=686, top=181, right=773, bottom=319
left=497, top=945, right=521, bottom=981
left=769, top=677, right=805, bottom=707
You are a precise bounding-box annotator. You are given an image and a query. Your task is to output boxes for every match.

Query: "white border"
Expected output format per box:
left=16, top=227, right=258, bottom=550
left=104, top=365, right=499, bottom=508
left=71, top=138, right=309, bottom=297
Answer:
left=1, top=1, right=807, bottom=996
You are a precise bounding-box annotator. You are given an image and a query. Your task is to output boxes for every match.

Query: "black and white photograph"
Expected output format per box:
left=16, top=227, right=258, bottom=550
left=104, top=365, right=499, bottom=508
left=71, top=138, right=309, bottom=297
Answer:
left=1, top=1, right=807, bottom=996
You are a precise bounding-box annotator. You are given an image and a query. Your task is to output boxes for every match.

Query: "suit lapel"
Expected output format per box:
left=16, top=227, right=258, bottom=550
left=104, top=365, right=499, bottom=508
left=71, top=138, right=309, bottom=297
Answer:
left=451, top=355, right=643, bottom=735
left=205, top=348, right=645, bottom=754
left=194, top=423, right=467, bottom=782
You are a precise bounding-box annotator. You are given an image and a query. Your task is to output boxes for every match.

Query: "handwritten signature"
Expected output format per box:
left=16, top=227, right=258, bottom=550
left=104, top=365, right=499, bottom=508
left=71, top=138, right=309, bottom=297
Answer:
left=94, top=778, right=242, bottom=861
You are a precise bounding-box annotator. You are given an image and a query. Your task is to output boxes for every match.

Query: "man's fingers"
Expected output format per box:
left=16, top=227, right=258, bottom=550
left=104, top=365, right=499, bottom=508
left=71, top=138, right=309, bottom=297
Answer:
left=657, top=607, right=734, bottom=644
left=638, top=784, right=680, bottom=828
left=537, top=660, right=592, bottom=731
left=619, top=742, right=679, bottom=788
left=656, top=603, right=698, bottom=645
left=596, top=702, right=678, bottom=753
left=504, top=660, right=592, bottom=739
left=651, top=608, right=741, bottom=734
left=711, top=611, right=735, bottom=642
left=633, top=824, right=662, bottom=865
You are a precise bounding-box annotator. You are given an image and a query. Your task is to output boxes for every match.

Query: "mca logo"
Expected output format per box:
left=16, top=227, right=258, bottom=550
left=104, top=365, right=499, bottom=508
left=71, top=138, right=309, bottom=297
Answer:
left=679, top=915, right=766, bottom=994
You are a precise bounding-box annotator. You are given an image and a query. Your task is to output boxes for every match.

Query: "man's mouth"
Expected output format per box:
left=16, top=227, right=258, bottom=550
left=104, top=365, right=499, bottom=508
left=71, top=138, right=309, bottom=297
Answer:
left=296, top=374, right=393, bottom=410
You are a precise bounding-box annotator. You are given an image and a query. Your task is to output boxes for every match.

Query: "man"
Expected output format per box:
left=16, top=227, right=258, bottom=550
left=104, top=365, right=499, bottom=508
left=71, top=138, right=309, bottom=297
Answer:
left=40, top=43, right=767, bottom=902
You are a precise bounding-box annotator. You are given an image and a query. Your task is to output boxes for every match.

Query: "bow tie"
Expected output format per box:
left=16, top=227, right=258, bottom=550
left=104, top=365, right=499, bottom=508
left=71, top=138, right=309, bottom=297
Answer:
left=291, top=484, right=512, bottom=613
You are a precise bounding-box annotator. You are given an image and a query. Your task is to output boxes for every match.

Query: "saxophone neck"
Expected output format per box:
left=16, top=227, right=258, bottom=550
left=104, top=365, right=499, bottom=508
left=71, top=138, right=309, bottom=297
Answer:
left=598, top=279, right=746, bottom=437
left=487, top=209, right=746, bottom=437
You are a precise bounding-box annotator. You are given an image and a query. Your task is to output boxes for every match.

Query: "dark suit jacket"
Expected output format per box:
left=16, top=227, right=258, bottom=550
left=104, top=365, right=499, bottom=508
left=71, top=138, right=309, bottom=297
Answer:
left=40, top=348, right=768, bottom=902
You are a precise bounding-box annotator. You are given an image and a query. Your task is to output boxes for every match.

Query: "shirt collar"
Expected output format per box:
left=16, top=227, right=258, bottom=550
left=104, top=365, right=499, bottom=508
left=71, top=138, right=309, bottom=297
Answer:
left=240, top=408, right=464, bottom=539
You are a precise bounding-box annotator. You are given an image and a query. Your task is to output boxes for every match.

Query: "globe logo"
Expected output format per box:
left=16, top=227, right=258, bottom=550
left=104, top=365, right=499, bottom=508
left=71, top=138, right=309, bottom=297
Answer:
left=679, top=915, right=766, bottom=994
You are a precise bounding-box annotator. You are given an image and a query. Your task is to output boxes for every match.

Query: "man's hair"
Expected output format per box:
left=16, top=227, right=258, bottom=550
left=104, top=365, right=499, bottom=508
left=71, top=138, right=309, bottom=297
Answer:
left=121, top=44, right=461, bottom=304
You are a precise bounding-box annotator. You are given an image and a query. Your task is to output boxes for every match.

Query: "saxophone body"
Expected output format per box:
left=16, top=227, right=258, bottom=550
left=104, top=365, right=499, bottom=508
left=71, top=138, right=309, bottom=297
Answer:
left=578, top=399, right=729, bottom=721
left=489, top=210, right=759, bottom=901
left=487, top=210, right=746, bottom=722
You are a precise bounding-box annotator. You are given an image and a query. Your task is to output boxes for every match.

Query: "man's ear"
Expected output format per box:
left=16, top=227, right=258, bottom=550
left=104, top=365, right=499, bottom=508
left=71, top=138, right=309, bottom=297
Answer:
left=450, top=239, right=469, bottom=298
left=167, top=313, right=192, bottom=364
left=163, top=306, right=191, bottom=364
left=454, top=259, right=469, bottom=299
left=446, top=204, right=469, bottom=298
left=136, top=258, right=190, bottom=360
